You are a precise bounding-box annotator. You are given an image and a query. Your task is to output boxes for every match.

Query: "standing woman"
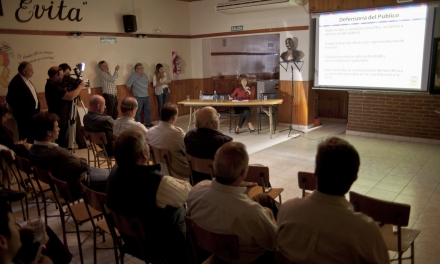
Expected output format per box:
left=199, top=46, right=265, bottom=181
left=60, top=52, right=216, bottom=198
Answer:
left=153, top=63, right=171, bottom=116
left=228, top=75, right=256, bottom=134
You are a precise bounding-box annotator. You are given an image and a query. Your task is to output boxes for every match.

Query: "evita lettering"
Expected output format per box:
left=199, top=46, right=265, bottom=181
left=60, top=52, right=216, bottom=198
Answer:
left=15, top=0, right=83, bottom=23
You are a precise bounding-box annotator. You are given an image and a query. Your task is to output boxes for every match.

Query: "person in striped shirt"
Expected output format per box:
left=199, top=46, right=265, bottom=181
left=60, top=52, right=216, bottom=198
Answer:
left=98, top=60, right=119, bottom=119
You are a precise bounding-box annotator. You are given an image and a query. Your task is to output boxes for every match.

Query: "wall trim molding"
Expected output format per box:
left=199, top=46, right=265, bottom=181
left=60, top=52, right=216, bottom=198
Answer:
left=0, top=25, right=309, bottom=39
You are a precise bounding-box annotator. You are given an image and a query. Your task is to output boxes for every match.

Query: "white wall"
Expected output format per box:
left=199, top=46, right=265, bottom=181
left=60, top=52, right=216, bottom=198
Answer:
left=188, top=0, right=312, bottom=81
left=0, top=0, right=193, bottom=95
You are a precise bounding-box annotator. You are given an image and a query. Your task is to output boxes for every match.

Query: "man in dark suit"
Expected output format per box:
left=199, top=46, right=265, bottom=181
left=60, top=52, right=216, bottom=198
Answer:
left=6, top=61, right=40, bottom=143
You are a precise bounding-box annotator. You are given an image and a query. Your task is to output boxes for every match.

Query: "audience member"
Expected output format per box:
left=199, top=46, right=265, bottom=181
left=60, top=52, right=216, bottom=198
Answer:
left=0, top=197, right=53, bottom=264
left=126, top=63, right=154, bottom=127
left=106, top=129, right=191, bottom=263
left=146, top=103, right=189, bottom=180
left=277, top=137, right=389, bottom=263
left=6, top=62, right=40, bottom=143
left=29, top=112, right=109, bottom=200
left=184, top=106, right=232, bottom=184
left=0, top=103, right=30, bottom=159
left=83, top=95, right=115, bottom=156
left=113, top=97, right=148, bottom=137
left=45, top=66, right=85, bottom=148
left=187, top=142, right=278, bottom=263
left=98, top=61, right=119, bottom=119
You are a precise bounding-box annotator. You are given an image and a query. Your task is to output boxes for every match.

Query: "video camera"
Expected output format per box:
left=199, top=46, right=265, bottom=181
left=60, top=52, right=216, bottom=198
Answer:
left=62, top=62, right=90, bottom=91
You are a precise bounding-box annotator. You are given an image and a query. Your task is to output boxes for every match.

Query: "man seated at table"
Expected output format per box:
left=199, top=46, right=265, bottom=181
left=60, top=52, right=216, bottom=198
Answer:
left=277, top=137, right=389, bottom=263
left=187, top=142, right=278, bottom=263
left=106, top=129, right=191, bottom=263
left=184, top=106, right=232, bottom=184
left=83, top=95, right=115, bottom=156
left=146, top=103, right=189, bottom=180
left=29, top=112, right=109, bottom=199
left=113, top=96, right=148, bottom=137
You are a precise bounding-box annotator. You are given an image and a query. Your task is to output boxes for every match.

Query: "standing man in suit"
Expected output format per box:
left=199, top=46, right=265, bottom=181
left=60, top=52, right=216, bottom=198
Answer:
left=6, top=61, right=40, bottom=143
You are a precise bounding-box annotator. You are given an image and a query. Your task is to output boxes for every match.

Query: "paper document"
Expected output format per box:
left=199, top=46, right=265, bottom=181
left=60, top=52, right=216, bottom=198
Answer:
left=232, top=100, right=249, bottom=102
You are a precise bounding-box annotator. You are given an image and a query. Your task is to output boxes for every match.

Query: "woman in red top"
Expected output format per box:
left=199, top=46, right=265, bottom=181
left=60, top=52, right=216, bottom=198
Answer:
left=228, top=76, right=256, bottom=134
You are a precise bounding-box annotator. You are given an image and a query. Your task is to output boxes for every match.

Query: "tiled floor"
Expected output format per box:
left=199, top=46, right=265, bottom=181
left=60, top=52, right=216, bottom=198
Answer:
left=10, top=114, right=440, bottom=263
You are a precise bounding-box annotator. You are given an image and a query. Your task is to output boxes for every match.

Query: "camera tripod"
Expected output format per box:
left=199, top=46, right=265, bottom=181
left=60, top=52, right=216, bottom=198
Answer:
left=67, top=96, right=87, bottom=153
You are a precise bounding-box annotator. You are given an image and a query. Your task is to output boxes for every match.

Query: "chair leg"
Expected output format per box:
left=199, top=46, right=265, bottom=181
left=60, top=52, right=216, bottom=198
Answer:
left=75, top=222, right=85, bottom=264
left=411, top=242, right=415, bottom=264
left=93, top=226, right=97, bottom=264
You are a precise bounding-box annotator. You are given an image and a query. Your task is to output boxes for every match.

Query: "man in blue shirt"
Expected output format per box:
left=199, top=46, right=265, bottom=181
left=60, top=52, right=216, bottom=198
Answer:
left=126, top=63, right=154, bottom=127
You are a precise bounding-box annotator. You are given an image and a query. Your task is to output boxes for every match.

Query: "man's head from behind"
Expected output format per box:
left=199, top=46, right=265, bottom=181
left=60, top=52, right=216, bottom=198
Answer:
left=89, top=95, right=106, bottom=114
left=32, top=112, right=60, bottom=142
left=213, top=142, right=249, bottom=185
left=196, top=107, right=220, bottom=131
left=160, top=103, right=178, bottom=123
left=315, top=137, right=360, bottom=196
left=114, top=129, right=149, bottom=167
left=0, top=201, right=21, bottom=262
left=120, top=97, right=138, bottom=118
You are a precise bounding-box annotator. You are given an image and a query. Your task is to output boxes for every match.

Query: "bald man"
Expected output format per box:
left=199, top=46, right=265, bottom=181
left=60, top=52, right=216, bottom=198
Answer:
left=45, top=66, right=85, bottom=148
left=83, top=95, right=115, bottom=156
left=184, top=106, right=232, bottom=184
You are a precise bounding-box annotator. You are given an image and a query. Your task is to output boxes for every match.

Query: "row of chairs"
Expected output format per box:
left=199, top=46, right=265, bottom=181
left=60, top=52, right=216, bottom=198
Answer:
left=297, top=171, right=420, bottom=264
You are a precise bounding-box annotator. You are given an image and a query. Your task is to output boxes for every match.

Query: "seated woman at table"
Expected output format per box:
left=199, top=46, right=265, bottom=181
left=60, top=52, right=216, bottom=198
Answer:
left=0, top=103, right=31, bottom=159
left=228, top=75, right=256, bottom=134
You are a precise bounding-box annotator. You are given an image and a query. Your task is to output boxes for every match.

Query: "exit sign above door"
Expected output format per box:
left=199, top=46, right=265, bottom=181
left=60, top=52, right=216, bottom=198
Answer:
left=231, top=25, right=243, bottom=31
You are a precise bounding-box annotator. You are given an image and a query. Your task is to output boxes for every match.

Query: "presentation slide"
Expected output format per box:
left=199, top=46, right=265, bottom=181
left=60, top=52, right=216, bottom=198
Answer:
left=317, top=5, right=428, bottom=90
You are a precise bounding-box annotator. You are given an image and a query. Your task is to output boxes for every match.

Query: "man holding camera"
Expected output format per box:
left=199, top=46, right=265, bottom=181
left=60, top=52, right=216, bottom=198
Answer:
left=45, top=66, right=85, bottom=148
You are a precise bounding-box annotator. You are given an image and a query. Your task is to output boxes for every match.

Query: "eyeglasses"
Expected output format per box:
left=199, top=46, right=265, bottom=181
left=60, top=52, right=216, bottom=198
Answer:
left=136, top=67, right=144, bottom=70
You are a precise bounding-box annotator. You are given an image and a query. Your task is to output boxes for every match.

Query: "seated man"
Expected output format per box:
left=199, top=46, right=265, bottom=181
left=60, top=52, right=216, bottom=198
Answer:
left=29, top=112, right=109, bottom=199
left=83, top=95, right=115, bottom=156
left=146, top=103, right=189, bottom=180
left=106, top=129, right=191, bottom=263
left=113, top=96, right=148, bottom=137
left=187, top=142, right=278, bottom=263
left=277, top=137, right=389, bottom=263
left=184, top=106, right=232, bottom=184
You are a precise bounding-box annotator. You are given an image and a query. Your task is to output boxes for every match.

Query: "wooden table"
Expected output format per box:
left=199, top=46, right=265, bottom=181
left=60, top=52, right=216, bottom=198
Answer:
left=178, top=99, right=283, bottom=139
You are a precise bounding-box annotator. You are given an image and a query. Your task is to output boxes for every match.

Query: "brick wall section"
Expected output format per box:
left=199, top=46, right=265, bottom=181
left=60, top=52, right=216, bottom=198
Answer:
left=348, top=91, right=440, bottom=140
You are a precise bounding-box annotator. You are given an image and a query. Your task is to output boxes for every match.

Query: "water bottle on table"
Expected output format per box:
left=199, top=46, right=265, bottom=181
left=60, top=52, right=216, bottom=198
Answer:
left=213, top=90, right=217, bottom=102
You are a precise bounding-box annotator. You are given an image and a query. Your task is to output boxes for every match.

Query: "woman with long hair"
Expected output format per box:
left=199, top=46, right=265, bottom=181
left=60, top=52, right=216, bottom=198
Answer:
left=153, top=63, right=171, bottom=116
left=228, top=75, right=256, bottom=134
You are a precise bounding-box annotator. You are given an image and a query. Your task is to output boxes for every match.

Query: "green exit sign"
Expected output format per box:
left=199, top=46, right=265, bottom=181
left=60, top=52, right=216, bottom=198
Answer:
left=231, top=25, right=243, bottom=31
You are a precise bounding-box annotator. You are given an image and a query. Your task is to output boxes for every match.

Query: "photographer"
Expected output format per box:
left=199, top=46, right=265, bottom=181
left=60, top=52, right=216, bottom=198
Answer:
left=58, top=63, right=87, bottom=149
left=45, top=66, right=85, bottom=148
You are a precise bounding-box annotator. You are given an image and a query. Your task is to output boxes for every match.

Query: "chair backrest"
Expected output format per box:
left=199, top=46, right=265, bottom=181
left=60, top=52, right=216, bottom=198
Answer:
left=80, top=182, right=106, bottom=213
left=48, top=172, right=75, bottom=203
left=297, top=171, right=317, bottom=197
left=87, top=131, right=108, bottom=145
left=32, top=165, right=51, bottom=184
left=349, top=191, right=410, bottom=227
left=0, top=150, right=24, bottom=187
left=246, top=165, right=269, bottom=193
left=149, top=145, right=172, bottom=175
left=186, top=154, right=214, bottom=177
left=185, top=216, right=239, bottom=262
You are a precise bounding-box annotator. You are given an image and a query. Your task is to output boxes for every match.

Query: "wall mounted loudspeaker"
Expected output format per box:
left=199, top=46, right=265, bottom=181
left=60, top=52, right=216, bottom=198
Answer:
left=123, top=15, right=137, bottom=33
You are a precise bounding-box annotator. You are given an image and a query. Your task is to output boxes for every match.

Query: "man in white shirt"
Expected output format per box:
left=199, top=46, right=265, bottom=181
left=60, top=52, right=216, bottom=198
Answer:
left=277, top=137, right=389, bottom=264
left=146, top=103, right=189, bottom=180
left=6, top=62, right=40, bottom=143
left=106, top=129, right=191, bottom=263
left=113, top=96, right=148, bottom=137
left=187, top=142, right=278, bottom=263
